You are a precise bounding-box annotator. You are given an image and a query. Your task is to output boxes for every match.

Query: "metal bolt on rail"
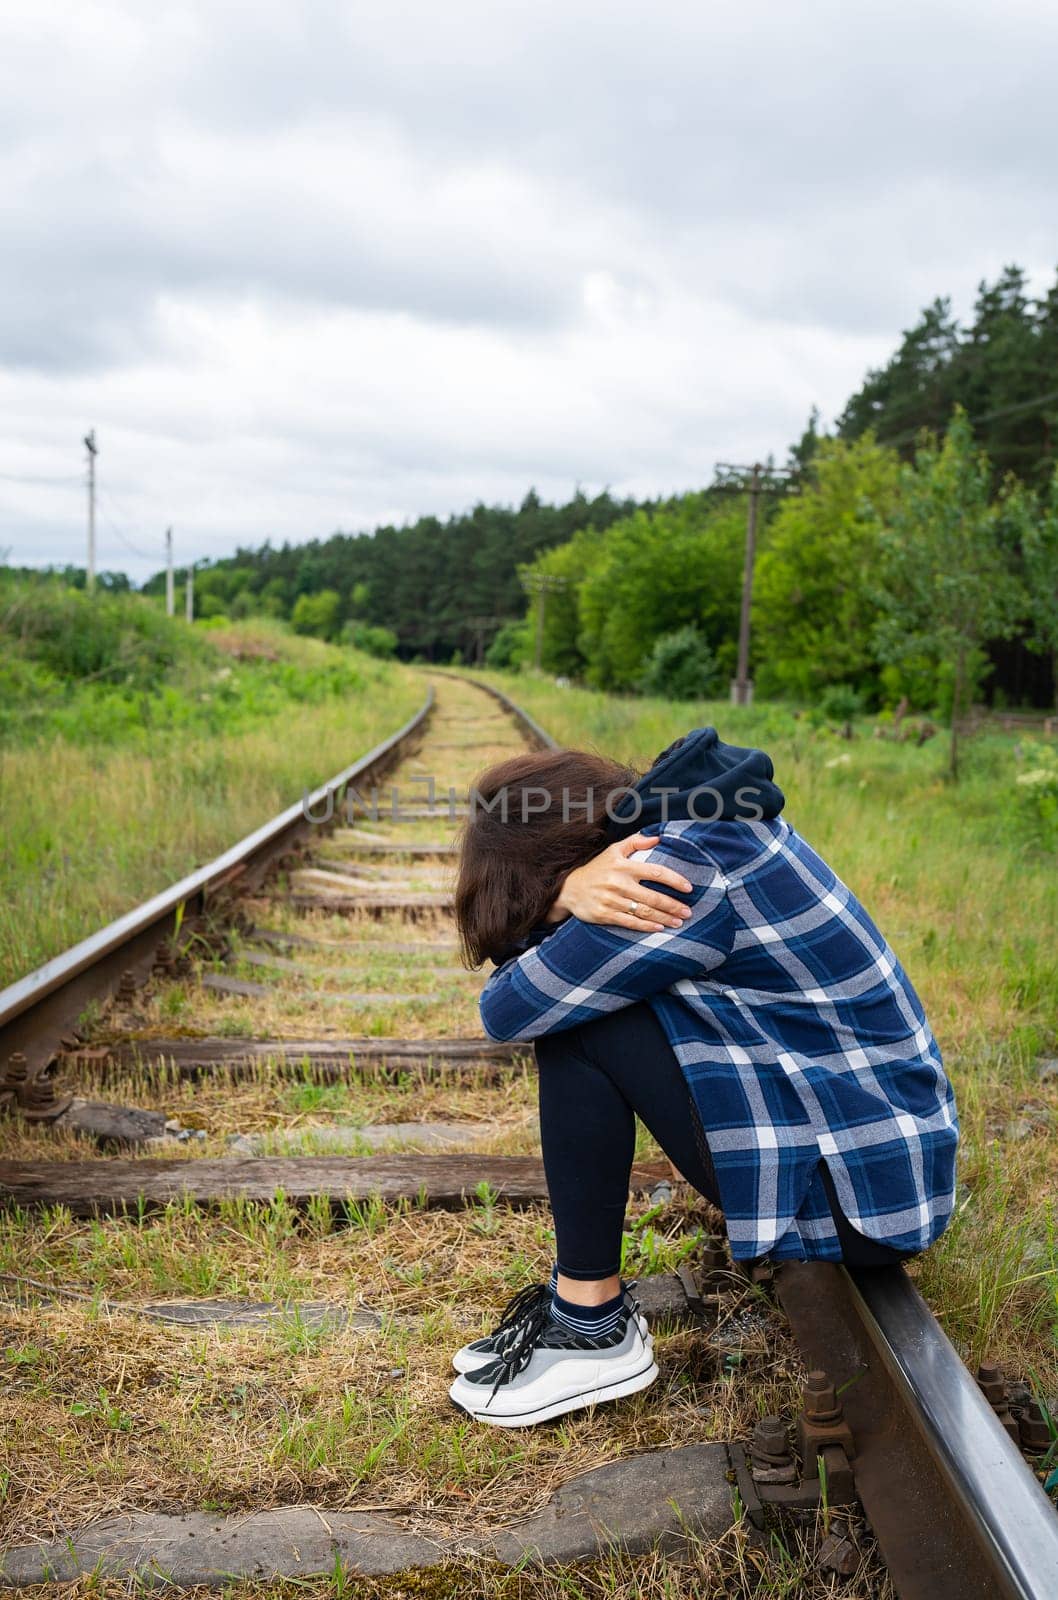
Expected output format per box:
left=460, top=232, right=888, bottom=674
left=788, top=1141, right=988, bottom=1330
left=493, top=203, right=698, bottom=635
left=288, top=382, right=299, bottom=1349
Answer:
left=977, top=1361, right=1006, bottom=1403
left=977, top=1362, right=1021, bottom=1445
left=750, top=1416, right=798, bottom=1485
left=152, top=941, right=177, bottom=975
left=797, top=1371, right=857, bottom=1505
left=2, top=1051, right=28, bottom=1094
left=20, top=1070, right=72, bottom=1123
left=698, top=1237, right=729, bottom=1280
left=115, top=969, right=138, bottom=1006
left=1017, top=1400, right=1053, bottom=1455
left=732, top=1377, right=859, bottom=1527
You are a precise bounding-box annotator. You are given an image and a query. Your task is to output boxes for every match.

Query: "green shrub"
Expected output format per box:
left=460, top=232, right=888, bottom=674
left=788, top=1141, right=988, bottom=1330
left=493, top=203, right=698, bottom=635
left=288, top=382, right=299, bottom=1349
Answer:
left=813, top=683, right=864, bottom=724
left=291, top=589, right=342, bottom=640
left=485, top=620, right=531, bottom=670
left=0, top=582, right=202, bottom=690
left=0, top=581, right=389, bottom=751
left=341, top=621, right=397, bottom=658
left=1014, top=742, right=1058, bottom=848
left=637, top=626, right=720, bottom=701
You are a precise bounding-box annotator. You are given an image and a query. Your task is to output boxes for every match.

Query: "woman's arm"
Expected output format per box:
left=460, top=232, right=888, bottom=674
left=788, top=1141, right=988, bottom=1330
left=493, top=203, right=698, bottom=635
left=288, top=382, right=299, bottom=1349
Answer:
left=479, top=833, right=733, bottom=1042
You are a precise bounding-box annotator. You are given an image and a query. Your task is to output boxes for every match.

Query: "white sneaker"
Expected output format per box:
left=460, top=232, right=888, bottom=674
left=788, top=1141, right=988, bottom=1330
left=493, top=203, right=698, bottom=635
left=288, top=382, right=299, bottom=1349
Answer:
left=449, top=1300, right=658, bottom=1428
left=451, top=1282, right=651, bottom=1374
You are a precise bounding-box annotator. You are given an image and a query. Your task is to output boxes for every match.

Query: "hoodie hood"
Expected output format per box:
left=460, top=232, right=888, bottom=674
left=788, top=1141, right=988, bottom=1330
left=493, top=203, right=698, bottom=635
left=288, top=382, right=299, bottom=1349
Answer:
left=604, top=727, right=785, bottom=841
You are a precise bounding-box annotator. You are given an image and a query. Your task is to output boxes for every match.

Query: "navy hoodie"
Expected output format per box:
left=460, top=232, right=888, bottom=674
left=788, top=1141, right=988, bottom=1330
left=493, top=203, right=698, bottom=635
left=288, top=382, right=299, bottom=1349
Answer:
left=604, top=727, right=784, bottom=841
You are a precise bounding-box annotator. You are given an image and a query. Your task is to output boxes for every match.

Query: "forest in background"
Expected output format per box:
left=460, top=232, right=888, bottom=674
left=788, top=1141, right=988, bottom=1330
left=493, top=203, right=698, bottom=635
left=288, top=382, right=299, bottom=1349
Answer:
left=9, top=263, right=1058, bottom=713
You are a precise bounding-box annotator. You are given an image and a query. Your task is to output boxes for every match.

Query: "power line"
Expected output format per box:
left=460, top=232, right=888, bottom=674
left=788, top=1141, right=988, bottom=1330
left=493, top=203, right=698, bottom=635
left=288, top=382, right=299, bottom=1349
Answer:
left=95, top=489, right=156, bottom=562
left=0, top=469, right=82, bottom=485
left=874, top=386, right=1058, bottom=450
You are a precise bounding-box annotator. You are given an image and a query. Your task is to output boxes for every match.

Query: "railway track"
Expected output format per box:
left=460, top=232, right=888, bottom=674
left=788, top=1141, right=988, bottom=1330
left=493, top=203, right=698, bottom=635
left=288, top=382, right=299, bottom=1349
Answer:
left=1, top=672, right=1057, bottom=1596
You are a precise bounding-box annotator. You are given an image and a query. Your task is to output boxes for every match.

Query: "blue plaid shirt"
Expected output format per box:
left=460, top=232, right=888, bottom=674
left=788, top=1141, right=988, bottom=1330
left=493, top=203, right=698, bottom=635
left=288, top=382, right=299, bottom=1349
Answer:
left=479, top=817, right=958, bottom=1262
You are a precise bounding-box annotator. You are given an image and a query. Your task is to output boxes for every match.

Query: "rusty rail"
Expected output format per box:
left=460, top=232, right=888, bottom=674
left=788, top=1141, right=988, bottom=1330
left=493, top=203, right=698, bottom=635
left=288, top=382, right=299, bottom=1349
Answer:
left=0, top=689, right=433, bottom=1081
left=777, top=1262, right=1058, bottom=1599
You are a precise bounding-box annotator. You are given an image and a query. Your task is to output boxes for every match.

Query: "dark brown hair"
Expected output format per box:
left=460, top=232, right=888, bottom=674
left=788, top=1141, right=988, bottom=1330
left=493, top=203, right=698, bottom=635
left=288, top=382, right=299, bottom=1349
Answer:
left=455, top=748, right=637, bottom=968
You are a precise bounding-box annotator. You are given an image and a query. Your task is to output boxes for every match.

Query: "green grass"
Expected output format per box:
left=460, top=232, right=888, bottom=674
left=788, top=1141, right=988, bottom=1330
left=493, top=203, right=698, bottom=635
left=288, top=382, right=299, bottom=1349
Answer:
left=0, top=581, right=392, bottom=750
left=0, top=617, right=423, bottom=987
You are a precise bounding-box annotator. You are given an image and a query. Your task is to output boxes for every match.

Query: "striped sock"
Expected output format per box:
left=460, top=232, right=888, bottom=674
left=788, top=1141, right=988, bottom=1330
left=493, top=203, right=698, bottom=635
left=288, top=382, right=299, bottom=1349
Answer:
left=550, top=1284, right=626, bottom=1339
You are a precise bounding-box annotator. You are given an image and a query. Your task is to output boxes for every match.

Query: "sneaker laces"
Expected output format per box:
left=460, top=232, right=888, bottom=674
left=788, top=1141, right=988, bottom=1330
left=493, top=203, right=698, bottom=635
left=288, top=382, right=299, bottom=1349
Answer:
left=487, top=1300, right=554, bottom=1402
left=484, top=1280, right=551, bottom=1346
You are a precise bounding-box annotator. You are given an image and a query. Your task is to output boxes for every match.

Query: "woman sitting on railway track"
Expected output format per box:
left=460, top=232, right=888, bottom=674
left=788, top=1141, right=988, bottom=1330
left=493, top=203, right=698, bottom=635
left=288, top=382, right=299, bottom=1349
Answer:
left=447, top=730, right=959, bottom=1429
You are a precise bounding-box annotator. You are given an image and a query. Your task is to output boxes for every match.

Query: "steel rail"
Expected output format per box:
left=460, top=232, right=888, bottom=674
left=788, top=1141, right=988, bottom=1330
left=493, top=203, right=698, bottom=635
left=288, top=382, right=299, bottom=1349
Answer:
left=466, top=677, right=559, bottom=752
left=853, top=1266, right=1058, bottom=1600
left=0, top=689, right=433, bottom=1077
left=777, top=1261, right=1058, bottom=1600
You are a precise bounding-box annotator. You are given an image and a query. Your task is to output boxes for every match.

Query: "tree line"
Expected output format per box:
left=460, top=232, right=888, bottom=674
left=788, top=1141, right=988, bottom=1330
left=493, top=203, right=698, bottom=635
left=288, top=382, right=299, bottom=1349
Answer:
left=514, top=417, right=1057, bottom=741
left=130, top=262, right=1058, bottom=713
left=141, top=491, right=638, bottom=663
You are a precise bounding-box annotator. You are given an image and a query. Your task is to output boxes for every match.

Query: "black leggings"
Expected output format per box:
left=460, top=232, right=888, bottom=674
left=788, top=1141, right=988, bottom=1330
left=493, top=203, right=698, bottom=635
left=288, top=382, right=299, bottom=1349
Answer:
left=534, top=1001, right=911, bottom=1278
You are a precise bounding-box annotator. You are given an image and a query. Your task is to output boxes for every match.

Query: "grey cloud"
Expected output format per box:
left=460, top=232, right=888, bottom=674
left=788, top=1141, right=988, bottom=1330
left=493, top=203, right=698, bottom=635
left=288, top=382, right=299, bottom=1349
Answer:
left=2, top=0, right=1057, bottom=579
left=0, top=143, right=582, bottom=374
left=4, top=0, right=1057, bottom=376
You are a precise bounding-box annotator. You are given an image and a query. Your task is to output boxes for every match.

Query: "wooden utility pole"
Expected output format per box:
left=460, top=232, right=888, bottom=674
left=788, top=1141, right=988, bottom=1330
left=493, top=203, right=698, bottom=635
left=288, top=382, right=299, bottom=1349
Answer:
left=713, top=461, right=795, bottom=705
left=734, top=463, right=761, bottom=706
left=165, top=527, right=174, bottom=616
left=519, top=573, right=568, bottom=671
left=83, top=430, right=98, bottom=593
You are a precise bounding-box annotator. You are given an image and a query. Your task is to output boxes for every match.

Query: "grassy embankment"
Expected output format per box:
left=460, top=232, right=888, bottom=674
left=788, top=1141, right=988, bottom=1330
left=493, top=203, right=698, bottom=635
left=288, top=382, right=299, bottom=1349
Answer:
left=0, top=582, right=422, bottom=989
left=478, top=669, right=1058, bottom=1375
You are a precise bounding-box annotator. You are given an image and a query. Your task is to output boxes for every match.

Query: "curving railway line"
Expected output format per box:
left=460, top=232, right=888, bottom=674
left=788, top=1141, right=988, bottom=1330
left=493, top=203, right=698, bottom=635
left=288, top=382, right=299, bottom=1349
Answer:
left=1, top=673, right=1056, bottom=1596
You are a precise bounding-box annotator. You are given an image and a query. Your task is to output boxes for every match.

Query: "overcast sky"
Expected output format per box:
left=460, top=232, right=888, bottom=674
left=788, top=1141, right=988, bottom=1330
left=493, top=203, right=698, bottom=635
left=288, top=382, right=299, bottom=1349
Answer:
left=1, top=0, right=1056, bottom=583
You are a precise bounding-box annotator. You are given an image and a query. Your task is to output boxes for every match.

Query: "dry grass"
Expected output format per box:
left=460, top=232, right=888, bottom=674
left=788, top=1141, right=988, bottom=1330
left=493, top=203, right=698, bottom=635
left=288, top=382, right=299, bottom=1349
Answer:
left=0, top=1184, right=798, bottom=1551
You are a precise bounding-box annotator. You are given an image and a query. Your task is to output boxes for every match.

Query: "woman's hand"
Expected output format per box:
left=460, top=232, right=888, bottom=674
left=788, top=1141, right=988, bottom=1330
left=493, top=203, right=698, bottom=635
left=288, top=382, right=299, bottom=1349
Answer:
left=547, top=834, right=694, bottom=932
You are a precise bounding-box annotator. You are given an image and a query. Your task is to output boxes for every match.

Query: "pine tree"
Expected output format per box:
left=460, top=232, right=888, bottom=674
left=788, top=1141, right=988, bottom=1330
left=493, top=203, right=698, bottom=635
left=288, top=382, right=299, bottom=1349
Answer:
left=838, top=297, right=960, bottom=446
